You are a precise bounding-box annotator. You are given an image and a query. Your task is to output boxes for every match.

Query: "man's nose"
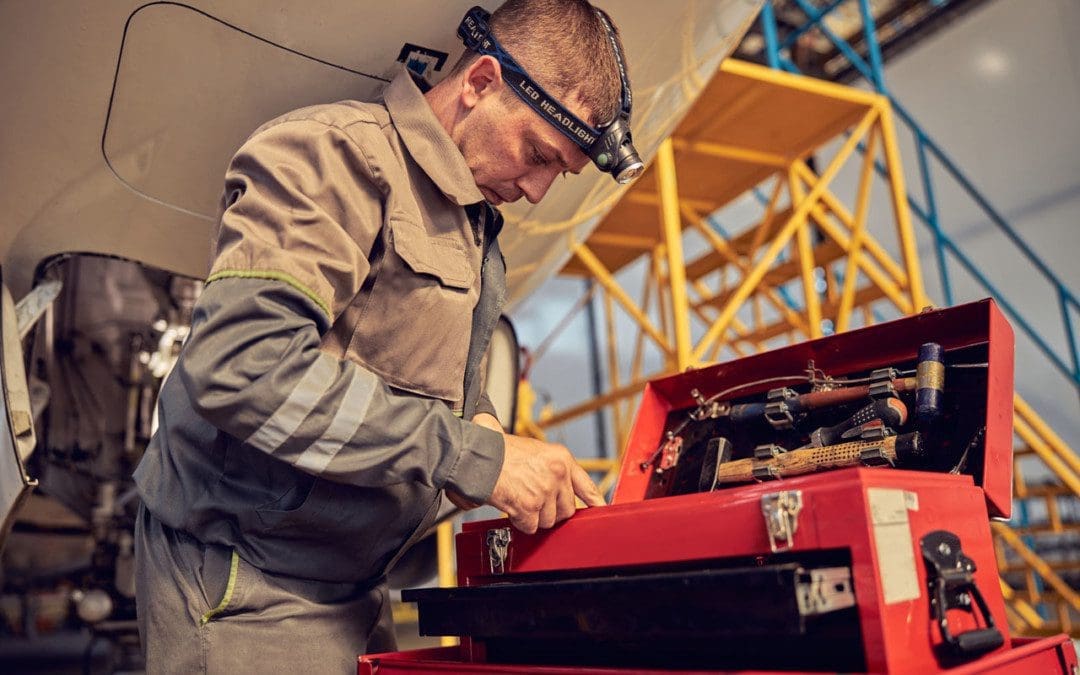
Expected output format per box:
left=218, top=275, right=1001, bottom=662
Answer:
left=517, top=169, right=558, bottom=205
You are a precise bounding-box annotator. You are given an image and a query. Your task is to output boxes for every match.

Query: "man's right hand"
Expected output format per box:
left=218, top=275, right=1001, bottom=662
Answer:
left=486, top=434, right=606, bottom=534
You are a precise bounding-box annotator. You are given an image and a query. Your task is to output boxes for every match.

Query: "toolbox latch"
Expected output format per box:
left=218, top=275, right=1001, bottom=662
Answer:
left=920, top=530, right=1004, bottom=660
left=761, top=490, right=803, bottom=553
left=486, top=527, right=512, bottom=575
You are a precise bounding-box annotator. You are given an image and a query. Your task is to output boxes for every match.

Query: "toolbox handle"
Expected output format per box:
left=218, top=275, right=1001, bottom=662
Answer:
left=953, top=627, right=1005, bottom=657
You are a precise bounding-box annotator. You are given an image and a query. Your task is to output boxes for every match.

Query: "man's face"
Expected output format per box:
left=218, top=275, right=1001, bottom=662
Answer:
left=453, top=62, right=593, bottom=206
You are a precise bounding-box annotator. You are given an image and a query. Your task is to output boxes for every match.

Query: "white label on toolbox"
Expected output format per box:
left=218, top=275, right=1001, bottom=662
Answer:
left=868, top=488, right=921, bottom=604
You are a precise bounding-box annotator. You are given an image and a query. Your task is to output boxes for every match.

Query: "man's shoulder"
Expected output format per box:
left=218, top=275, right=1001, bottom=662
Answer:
left=249, top=100, right=393, bottom=144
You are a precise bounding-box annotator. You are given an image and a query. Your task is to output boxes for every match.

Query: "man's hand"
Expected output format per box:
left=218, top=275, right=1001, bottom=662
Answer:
left=487, top=435, right=606, bottom=534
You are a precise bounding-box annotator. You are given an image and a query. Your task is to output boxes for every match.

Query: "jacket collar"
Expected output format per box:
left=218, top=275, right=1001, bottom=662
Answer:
left=383, top=68, right=486, bottom=206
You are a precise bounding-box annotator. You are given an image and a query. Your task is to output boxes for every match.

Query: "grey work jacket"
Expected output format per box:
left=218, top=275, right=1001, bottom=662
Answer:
left=134, top=69, right=507, bottom=584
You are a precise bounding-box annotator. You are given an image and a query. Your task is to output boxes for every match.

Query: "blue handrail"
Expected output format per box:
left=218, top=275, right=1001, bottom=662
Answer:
left=756, top=0, right=1080, bottom=390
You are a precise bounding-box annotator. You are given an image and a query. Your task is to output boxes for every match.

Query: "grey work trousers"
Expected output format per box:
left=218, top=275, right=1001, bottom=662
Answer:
left=134, top=504, right=396, bottom=673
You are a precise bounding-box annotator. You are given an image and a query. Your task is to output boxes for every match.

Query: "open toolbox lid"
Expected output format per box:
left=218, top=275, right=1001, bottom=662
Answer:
left=613, top=299, right=1015, bottom=518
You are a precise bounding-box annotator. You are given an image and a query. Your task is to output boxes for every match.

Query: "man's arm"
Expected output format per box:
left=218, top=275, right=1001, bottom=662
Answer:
left=178, top=275, right=504, bottom=504
left=180, top=115, right=601, bottom=528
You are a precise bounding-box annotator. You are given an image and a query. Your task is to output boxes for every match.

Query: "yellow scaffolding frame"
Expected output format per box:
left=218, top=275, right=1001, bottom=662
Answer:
left=518, top=59, right=1080, bottom=637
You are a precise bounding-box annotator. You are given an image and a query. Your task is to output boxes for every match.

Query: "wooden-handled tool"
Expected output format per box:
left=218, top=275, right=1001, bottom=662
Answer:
left=714, top=432, right=923, bottom=484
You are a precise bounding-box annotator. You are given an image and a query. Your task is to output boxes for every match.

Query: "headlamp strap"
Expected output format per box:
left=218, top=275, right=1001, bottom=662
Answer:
left=457, top=7, right=602, bottom=153
left=594, top=9, right=632, bottom=119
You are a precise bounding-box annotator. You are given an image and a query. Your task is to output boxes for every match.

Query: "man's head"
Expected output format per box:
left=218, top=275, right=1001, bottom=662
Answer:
left=426, top=0, right=632, bottom=205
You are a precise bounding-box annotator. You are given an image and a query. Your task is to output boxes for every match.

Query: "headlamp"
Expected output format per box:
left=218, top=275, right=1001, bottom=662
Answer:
left=458, top=6, right=643, bottom=185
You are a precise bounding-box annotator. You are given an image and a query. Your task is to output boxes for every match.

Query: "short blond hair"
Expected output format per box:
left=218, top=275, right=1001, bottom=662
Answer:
left=450, top=0, right=628, bottom=127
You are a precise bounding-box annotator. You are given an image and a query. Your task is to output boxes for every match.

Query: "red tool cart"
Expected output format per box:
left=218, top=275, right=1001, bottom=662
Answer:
left=361, top=300, right=1078, bottom=674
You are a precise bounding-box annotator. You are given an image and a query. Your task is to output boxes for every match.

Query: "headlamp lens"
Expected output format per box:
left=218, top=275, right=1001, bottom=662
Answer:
left=614, top=161, right=645, bottom=184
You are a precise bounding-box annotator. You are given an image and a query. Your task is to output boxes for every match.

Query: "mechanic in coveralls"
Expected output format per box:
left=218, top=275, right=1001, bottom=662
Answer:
left=132, top=0, right=642, bottom=671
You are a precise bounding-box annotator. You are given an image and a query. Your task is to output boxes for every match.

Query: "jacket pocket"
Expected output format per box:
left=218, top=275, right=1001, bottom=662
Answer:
left=199, top=548, right=242, bottom=626
left=345, top=219, right=479, bottom=401
left=391, top=221, right=474, bottom=290
left=253, top=475, right=317, bottom=530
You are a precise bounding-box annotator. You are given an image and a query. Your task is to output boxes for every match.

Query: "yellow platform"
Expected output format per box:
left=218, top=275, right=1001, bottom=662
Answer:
left=562, top=59, right=880, bottom=278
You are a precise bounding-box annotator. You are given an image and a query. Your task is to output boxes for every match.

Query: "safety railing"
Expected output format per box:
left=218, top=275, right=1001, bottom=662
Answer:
left=758, top=0, right=1080, bottom=393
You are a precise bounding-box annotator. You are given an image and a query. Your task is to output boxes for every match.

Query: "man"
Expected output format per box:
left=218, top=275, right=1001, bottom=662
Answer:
left=133, top=0, right=638, bottom=671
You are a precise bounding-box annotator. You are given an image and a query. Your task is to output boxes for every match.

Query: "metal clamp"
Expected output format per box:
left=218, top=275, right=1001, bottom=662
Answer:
left=764, top=387, right=797, bottom=430
left=754, top=443, right=785, bottom=460
left=868, top=367, right=899, bottom=399
left=920, top=530, right=1004, bottom=660
left=796, top=567, right=856, bottom=616
left=486, top=528, right=512, bottom=575
left=761, top=490, right=803, bottom=553
left=752, top=444, right=784, bottom=482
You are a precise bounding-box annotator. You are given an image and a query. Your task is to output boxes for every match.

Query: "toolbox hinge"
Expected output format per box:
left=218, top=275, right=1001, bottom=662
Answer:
left=656, top=433, right=684, bottom=474
left=761, top=490, right=803, bottom=553
left=486, top=527, right=512, bottom=575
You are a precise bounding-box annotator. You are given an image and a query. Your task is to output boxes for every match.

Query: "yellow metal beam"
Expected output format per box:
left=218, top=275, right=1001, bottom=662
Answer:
left=1013, top=414, right=1080, bottom=498
left=876, top=101, right=929, bottom=309
left=652, top=247, right=673, bottom=365
left=656, top=139, right=693, bottom=371
left=691, top=108, right=879, bottom=361
left=437, top=520, right=458, bottom=646
left=788, top=167, right=824, bottom=338
left=577, top=458, right=619, bottom=473
left=999, top=578, right=1047, bottom=630
left=539, top=376, right=653, bottom=429
left=572, top=242, right=672, bottom=356
left=721, top=58, right=883, bottom=107
left=993, top=522, right=1080, bottom=610
left=1015, top=395, right=1080, bottom=477
left=684, top=204, right=810, bottom=336
left=670, top=137, right=789, bottom=168
left=588, top=232, right=659, bottom=250
left=836, top=127, right=879, bottom=332
left=602, top=288, right=627, bottom=452
left=630, top=269, right=654, bottom=384
left=794, top=162, right=910, bottom=287
left=625, top=191, right=721, bottom=214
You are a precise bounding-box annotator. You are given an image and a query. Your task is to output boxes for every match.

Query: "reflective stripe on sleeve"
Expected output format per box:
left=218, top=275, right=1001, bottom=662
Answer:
left=294, top=367, right=378, bottom=474
left=245, top=354, right=337, bottom=453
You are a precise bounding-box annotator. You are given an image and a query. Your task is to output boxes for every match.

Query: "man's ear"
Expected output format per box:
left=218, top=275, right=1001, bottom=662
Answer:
left=461, top=55, right=502, bottom=110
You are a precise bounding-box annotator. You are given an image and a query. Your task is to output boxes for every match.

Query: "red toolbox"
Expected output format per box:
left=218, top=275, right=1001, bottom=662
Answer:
left=367, top=300, right=1078, bottom=674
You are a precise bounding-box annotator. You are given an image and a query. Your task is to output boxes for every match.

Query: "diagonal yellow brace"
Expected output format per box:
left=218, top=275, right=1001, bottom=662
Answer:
left=1015, top=394, right=1080, bottom=477
left=692, top=108, right=880, bottom=361
left=572, top=242, right=673, bottom=356
left=999, top=579, right=1046, bottom=630
left=992, top=522, right=1080, bottom=610
left=1013, top=415, right=1080, bottom=498
left=684, top=204, right=810, bottom=336
left=801, top=196, right=915, bottom=315
left=794, top=162, right=909, bottom=287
